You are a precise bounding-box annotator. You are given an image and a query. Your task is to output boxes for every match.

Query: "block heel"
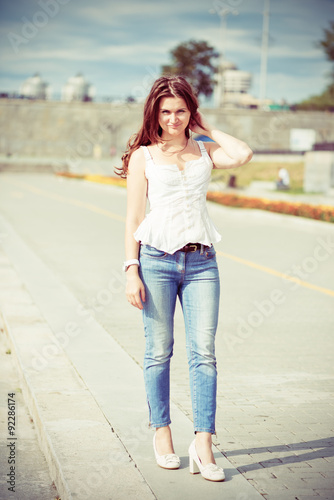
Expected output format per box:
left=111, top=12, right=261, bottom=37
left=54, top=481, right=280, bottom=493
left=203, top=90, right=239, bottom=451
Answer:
left=188, top=439, right=225, bottom=482
left=189, top=455, right=200, bottom=474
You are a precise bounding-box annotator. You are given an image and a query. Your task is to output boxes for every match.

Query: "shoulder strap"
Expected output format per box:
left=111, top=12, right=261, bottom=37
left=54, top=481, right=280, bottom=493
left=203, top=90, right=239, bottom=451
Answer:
left=141, top=145, right=153, bottom=163
left=197, top=140, right=208, bottom=156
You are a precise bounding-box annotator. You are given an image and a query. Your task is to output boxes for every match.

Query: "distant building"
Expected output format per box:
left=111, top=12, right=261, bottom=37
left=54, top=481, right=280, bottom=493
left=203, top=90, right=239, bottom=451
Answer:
left=214, top=61, right=272, bottom=108
left=61, top=73, right=95, bottom=102
left=20, top=73, right=51, bottom=100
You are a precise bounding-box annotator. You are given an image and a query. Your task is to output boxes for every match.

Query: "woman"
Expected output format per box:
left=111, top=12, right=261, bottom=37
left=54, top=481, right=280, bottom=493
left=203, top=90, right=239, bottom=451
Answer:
left=118, top=76, right=252, bottom=481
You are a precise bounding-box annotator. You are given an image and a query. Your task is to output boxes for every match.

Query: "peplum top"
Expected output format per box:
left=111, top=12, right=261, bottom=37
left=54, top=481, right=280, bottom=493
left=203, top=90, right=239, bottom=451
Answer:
left=133, top=140, right=221, bottom=254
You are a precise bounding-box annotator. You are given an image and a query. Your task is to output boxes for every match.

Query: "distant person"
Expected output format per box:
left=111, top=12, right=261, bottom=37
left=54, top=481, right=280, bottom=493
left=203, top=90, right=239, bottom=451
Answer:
left=276, top=167, right=290, bottom=190
left=228, top=174, right=237, bottom=188
left=116, top=76, right=252, bottom=481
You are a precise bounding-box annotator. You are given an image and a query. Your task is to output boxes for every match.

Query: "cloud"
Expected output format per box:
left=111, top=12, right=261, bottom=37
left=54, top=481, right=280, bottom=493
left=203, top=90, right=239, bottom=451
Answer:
left=0, top=0, right=333, bottom=102
left=252, top=68, right=331, bottom=103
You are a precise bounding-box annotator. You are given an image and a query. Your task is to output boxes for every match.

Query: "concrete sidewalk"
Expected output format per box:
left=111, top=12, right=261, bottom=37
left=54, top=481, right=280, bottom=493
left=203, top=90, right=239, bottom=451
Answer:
left=0, top=217, right=262, bottom=499
left=0, top=314, right=59, bottom=500
left=207, top=182, right=334, bottom=208
left=231, top=186, right=334, bottom=207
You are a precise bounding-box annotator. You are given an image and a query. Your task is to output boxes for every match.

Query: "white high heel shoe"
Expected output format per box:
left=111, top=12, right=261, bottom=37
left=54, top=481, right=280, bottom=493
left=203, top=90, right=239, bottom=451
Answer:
left=189, top=439, right=225, bottom=482
left=153, top=433, right=180, bottom=469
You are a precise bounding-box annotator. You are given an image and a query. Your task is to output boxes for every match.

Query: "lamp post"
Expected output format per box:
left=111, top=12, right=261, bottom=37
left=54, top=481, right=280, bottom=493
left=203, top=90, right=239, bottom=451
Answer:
left=218, top=12, right=227, bottom=107
left=259, top=0, right=270, bottom=106
left=210, top=6, right=238, bottom=107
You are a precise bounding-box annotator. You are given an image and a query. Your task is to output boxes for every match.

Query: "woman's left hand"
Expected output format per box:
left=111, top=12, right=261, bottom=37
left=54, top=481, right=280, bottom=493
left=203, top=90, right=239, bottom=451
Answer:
left=189, top=111, right=212, bottom=136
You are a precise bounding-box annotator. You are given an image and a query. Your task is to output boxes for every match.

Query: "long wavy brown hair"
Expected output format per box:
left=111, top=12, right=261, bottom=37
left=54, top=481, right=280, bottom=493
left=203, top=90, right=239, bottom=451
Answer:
left=115, top=75, right=202, bottom=178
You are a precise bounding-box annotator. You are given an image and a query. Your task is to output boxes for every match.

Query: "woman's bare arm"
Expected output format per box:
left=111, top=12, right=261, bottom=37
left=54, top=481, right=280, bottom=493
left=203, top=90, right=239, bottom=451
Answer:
left=191, top=112, right=253, bottom=169
left=125, top=147, right=147, bottom=309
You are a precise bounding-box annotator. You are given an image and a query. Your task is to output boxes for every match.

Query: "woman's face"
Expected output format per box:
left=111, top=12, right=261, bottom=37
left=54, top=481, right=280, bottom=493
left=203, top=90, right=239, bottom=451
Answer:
left=158, top=97, right=191, bottom=139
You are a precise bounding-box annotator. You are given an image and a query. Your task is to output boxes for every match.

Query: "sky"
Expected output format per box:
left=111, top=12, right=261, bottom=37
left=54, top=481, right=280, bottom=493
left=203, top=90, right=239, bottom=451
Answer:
left=0, top=0, right=333, bottom=105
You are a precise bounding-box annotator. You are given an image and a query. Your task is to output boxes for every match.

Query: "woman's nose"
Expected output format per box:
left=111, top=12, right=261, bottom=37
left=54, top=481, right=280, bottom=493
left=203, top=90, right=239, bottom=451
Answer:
left=169, top=113, right=177, bottom=123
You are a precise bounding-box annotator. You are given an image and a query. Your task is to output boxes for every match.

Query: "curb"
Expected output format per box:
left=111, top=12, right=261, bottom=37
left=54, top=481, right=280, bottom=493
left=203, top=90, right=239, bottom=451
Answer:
left=0, top=310, right=72, bottom=500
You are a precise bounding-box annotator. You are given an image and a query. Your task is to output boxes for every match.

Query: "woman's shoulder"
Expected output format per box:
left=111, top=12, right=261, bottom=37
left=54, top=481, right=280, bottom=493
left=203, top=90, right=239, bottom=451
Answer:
left=130, top=146, right=146, bottom=160
left=200, top=139, right=219, bottom=158
left=128, top=146, right=146, bottom=173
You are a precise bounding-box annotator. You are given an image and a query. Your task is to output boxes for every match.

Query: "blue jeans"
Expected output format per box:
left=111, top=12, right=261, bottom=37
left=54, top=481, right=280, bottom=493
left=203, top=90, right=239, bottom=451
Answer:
left=139, top=244, right=220, bottom=434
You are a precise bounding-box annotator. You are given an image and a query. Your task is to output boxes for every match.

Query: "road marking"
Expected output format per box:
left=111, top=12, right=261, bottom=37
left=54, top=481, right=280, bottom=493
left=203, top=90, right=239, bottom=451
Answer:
left=6, top=179, right=334, bottom=298
left=216, top=250, right=334, bottom=297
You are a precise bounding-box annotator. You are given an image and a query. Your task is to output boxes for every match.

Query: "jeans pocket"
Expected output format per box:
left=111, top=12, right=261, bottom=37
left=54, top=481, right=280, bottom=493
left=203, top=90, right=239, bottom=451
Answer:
left=204, top=245, right=216, bottom=259
left=140, top=244, right=168, bottom=259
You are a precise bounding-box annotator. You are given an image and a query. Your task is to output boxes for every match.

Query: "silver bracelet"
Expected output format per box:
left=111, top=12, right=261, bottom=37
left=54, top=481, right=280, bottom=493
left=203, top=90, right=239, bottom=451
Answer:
left=123, top=259, right=140, bottom=272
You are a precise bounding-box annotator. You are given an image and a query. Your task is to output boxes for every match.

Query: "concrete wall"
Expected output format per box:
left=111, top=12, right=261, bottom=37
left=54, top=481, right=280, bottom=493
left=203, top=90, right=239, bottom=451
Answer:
left=304, top=151, right=334, bottom=193
left=1, top=100, right=334, bottom=170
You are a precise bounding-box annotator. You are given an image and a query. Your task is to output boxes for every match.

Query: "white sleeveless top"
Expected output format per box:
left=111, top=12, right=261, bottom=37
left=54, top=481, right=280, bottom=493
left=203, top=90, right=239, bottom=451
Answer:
left=133, top=140, right=221, bottom=254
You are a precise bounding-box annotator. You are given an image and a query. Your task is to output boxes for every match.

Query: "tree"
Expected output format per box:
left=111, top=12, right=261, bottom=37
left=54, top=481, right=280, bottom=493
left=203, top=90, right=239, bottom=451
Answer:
left=296, top=21, right=334, bottom=111
left=162, top=40, right=219, bottom=97
left=317, top=20, right=334, bottom=64
left=295, top=83, right=334, bottom=111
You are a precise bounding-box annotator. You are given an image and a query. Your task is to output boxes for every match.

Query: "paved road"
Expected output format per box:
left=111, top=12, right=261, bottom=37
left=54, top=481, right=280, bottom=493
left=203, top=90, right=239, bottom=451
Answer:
left=0, top=172, right=333, bottom=500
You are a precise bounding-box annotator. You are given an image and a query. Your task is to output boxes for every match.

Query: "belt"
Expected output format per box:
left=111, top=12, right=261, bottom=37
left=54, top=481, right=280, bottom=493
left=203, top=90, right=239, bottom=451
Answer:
left=179, top=243, right=208, bottom=253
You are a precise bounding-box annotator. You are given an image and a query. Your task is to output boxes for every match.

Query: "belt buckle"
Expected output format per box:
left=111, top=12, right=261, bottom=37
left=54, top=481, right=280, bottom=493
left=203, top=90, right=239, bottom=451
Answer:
left=188, top=244, right=198, bottom=252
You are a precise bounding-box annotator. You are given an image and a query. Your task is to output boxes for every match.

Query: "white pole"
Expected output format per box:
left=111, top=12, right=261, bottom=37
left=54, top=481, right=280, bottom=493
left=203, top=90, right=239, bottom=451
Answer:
left=260, top=0, right=270, bottom=105
left=219, top=13, right=226, bottom=107
left=211, top=5, right=238, bottom=107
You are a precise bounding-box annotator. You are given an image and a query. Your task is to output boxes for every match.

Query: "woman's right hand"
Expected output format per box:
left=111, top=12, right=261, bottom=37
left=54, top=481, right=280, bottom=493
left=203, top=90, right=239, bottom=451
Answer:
left=126, top=272, right=146, bottom=310
left=190, top=111, right=212, bottom=136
